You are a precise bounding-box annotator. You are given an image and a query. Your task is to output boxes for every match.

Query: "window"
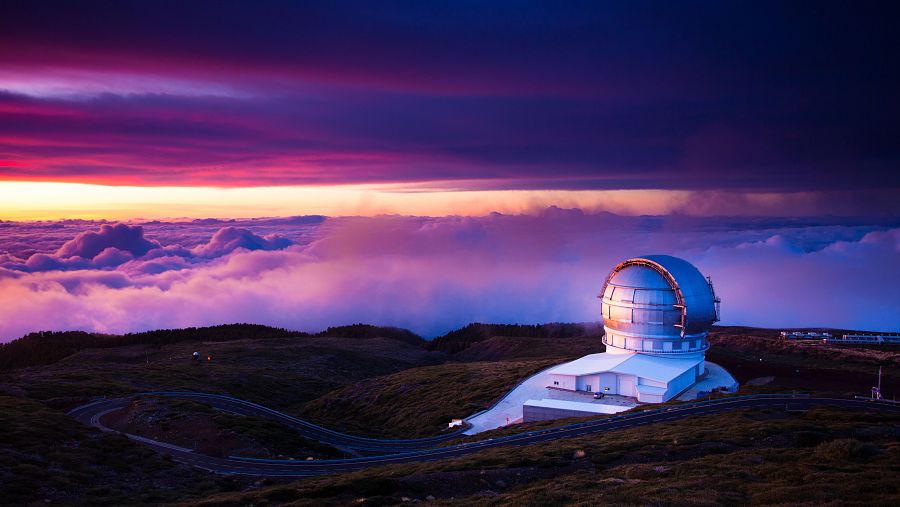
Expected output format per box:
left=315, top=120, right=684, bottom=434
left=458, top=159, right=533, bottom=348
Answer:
left=610, top=305, right=632, bottom=322
left=616, top=287, right=635, bottom=302
left=553, top=381, right=559, bottom=386
left=603, top=285, right=615, bottom=299
left=586, top=385, right=592, bottom=392
left=633, top=309, right=664, bottom=325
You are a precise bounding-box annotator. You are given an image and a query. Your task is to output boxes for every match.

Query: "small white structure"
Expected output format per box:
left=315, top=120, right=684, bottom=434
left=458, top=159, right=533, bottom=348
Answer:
left=524, top=255, right=731, bottom=421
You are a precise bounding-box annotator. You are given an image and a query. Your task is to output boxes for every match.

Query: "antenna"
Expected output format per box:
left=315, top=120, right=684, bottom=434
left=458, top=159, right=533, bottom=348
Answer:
left=878, top=366, right=882, bottom=397
left=872, top=366, right=883, bottom=401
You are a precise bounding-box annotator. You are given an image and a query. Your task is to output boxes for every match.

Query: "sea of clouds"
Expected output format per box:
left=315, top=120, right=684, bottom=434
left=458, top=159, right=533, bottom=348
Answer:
left=0, top=209, right=898, bottom=342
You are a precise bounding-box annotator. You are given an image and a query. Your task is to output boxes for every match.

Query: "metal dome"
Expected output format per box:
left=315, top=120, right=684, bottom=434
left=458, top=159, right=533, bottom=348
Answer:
left=599, top=255, right=719, bottom=356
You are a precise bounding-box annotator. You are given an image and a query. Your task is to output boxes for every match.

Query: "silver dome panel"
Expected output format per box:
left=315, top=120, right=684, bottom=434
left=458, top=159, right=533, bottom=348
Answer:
left=599, top=255, right=719, bottom=356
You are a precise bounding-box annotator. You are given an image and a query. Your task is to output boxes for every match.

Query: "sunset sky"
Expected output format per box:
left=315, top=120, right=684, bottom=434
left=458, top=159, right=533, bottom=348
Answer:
left=2, top=1, right=898, bottom=219
left=0, top=1, right=898, bottom=340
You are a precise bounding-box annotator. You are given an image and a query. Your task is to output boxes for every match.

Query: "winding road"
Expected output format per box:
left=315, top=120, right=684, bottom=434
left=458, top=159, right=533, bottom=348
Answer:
left=68, top=392, right=900, bottom=477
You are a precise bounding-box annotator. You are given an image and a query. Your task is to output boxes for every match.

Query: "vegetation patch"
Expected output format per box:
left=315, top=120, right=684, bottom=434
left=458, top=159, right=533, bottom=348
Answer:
left=184, top=407, right=900, bottom=506
left=0, top=334, right=440, bottom=414
left=303, top=360, right=560, bottom=438
left=0, top=395, right=230, bottom=506
left=104, top=397, right=345, bottom=459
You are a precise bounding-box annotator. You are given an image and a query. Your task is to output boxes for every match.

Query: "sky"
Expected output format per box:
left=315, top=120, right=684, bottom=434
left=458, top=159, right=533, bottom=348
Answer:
left=1, top=0, right=899, bottom=218
left=0, top=2, right=898, bottom=339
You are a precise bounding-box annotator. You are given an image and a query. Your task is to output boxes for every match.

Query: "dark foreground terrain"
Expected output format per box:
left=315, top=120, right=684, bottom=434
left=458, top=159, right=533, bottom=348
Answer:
left=0, top=323, right=897, bottom=505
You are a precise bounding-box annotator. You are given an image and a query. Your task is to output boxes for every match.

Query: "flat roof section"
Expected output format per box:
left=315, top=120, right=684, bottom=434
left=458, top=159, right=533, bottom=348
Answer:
left=546, top=353, right=630, bottom=375
left=547, top=352, right=701, bottom=383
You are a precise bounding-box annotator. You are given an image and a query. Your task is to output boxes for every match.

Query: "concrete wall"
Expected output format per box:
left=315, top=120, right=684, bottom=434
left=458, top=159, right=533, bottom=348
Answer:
left=639, top=391, right=664, bottom=403
left=575, top=374, right=600, bottom=392
left=617, top=375, right=637, bottom=397
left=548, top=374, right=576, bottom=391
left=662, top=365, right=698, bottom=401
left=599, top=372, right=617, bottom=394
left=523, top=405, right=601, bottom=423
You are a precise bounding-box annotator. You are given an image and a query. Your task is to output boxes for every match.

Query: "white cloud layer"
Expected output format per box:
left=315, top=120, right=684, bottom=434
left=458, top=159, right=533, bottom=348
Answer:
left=0, top=212, right=897, bottom=342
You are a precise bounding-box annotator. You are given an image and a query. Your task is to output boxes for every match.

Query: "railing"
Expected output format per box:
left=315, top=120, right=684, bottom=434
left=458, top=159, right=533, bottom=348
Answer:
left=602, top=335, right=709, bottom=354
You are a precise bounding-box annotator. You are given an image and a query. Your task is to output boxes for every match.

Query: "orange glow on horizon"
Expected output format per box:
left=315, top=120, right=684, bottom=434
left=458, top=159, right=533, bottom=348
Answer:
left=0, top=181, right=828, bottom=220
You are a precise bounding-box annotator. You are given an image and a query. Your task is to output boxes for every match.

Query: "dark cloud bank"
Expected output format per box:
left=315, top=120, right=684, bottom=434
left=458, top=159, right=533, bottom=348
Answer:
left=2, top=1, right=899, bottom=196
left=0, top=211, right=897, bottom=342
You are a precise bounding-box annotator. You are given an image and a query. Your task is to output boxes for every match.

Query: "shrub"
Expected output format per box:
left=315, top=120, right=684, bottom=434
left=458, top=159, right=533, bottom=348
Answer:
left=814, top=438, right=880, bottom=461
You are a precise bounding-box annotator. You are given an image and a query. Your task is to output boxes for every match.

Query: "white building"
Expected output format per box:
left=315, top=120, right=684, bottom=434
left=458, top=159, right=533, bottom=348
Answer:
left=547, top=352, right=703, bottom=403
left=527, top=255, right=723, bottom=418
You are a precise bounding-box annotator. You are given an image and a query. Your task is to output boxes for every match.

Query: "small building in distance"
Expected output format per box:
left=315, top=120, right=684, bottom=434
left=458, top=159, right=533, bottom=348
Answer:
left=781, top=331, right=832, bottom=339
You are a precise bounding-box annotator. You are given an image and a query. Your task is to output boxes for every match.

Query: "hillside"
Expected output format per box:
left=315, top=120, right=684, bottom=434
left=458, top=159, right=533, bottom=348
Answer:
left=427, top=323, right=602, bottom=357
left=0, top=322, right=897, bottom=505
left=706, top=326, right=899, bottom=396
left=0, top=395, right=227, bottom=506
left=0, top=324, right=302, bottom=371
left=0, top=331, right=443, bottom=414
left=185, top=406, right=900, bottom=506
left=302, top=360, right=559, bottom=438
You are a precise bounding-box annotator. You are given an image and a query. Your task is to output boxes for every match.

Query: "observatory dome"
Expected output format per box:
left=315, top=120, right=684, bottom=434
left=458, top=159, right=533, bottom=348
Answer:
left=600, top=255, right=719, bottom=357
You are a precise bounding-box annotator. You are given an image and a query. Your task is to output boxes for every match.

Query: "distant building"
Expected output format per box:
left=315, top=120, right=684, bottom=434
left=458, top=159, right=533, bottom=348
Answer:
left=781, top=331, right=832, bottom=340
left=825, top=334, right=900, bottom=345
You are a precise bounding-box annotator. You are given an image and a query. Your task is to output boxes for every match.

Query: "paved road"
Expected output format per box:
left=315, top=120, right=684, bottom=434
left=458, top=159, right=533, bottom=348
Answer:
left=68, top=393, right=900, bottom=477
left=68, top=392, right=466, bottom=455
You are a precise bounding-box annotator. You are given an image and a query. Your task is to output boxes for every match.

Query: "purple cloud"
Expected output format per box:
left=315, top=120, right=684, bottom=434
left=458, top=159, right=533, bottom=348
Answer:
left=56, top=223, right=159, bottom=259
left=0, top=212, right=897, bottom=342
left=0, top=222, right=298, bottom=274
left=191, top=227, right=293, bottom=258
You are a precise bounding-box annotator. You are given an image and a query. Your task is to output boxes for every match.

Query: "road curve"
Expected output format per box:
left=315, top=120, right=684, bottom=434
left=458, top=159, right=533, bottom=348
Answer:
left=68, top=392, right=466, bottom=454
left=68, top=393, right=900, bottom=477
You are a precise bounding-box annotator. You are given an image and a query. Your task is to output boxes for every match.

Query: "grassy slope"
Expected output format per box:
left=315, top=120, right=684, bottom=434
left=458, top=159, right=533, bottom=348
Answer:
left=0, top=396, right=229, bottom=506
left=302, top=326, right=899, bottom=439
left=707, top=326, right=899, bottom=396
left=302, top=360, right=560, bottom=438
left=449, top=334, right=603, bottom=362
left=0, top=332, right=443, bottom=505
left=105, top=397, right=345, bottom=459
left=1, top=323, right=897, bottom=505
left=183, top=407, right=900, bottom=506
left=0, top=335, right=441, bottom=414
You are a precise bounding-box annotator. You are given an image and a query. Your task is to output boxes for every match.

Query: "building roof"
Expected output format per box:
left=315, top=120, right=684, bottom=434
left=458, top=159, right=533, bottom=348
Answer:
left=547, top=352, right=701, bottom=383
left=547, top=353, right=629, bottom=375
left=600, top=255, right=719, bottom=336
left=607, top=264, right=672, bottom=289
left=613, top=354, right=700, bottom=383
left=639, top=255, right=719, bottom=331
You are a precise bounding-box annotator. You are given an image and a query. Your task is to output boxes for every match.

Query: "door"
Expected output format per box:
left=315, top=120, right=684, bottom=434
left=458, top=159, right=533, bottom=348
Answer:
left=617, top=375, right=636, bottom=397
